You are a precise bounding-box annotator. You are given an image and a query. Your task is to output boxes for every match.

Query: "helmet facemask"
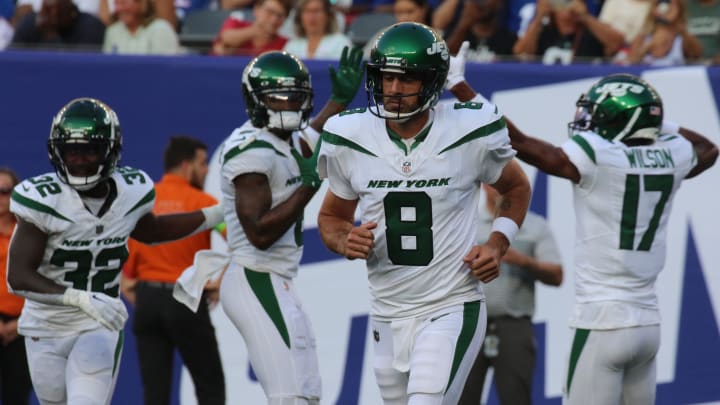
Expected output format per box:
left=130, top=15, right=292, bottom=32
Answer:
left=248, top=87, right=313, bottom=131
left=49, top=140, right=117, bottom=191
left=242, top=51, right=314, bottom=132
left=567, top=94, right=594, bottom=136
left=366, top=66, right=444, bottom=122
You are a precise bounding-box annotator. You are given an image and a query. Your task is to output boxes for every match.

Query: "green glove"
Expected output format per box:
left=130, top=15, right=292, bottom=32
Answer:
left=291, top=137, right=323, bottom=190
left=329, top=46, right=366, bottom=105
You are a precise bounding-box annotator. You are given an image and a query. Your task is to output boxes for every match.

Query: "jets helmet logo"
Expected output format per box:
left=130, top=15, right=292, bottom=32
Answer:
left=426, top=42, right=449, bottom=60
left=594, top=83, right=645, bottom=98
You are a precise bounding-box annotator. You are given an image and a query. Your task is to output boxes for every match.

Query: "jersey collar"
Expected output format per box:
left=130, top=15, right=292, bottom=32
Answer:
left=385, top=122, right=433, bottom=156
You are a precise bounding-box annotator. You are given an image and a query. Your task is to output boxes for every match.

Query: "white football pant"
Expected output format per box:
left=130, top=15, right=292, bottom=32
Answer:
left=25, top=328, right=123, bottom=405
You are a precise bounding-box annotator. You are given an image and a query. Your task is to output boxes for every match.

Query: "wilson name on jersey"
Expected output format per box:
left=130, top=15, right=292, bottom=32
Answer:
left=10, top=167, right=155, bottom=337
left=561, top=131, right=696, bottom=311
left=319, top=103, right=516, bottom=321
left=219, top=122, right=306, bottom=278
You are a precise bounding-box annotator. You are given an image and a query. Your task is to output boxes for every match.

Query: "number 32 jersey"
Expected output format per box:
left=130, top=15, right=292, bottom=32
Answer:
left=561, top=131, right=696, bottom=329
left=10, top=167, right=155, bottom=337
left=319, top=103, right=516, bottom=321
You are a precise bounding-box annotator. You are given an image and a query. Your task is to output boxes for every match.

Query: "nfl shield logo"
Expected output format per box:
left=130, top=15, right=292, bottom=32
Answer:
left=402, top=161, right=411, bottom=173
left=650, top=106, right=661, bottom=116
left=96, top=225, right=104, bottom=234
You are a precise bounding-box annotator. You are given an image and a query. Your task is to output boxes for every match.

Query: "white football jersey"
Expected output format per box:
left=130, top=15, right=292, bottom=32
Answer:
left=10, top=167, right=155, bottom=337
left=561, top=131, right=696, bottom=329
left=319, top=102, right=516, bottom=321
left=219, top=121, right=319, bottom=278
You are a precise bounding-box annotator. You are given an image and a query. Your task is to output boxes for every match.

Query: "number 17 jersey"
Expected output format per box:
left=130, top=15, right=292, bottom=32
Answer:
left=561, top=131, right=696, bottom=329
left=319, top=103, right=515, bottom=321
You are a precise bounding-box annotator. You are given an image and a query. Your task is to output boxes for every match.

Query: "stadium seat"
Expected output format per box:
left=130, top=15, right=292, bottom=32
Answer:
left=180, top=9, right=254, bottom=52
left=346, top=12, right=395, bottom=47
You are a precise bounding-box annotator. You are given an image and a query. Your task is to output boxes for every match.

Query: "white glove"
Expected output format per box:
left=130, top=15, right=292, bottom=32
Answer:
left=445, top=40, right=471, bottom=91
left=201, top=204, right=224, bottom=230
left=62, top=289, right=128, bottom=331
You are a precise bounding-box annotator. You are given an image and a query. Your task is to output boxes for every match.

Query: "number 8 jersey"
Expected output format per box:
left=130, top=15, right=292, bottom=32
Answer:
left=561, top=131, right=696, bottom=329
left=319, top=102, right=516, bottom=321
left=10, top=167, right=155, bottom=337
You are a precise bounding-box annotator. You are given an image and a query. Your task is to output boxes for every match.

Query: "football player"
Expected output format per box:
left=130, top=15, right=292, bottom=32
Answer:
left=508, top=73, right=717, bottom=405
left=216, top=47, right=364, bottom=405
left=7, top=98, right=224, bottom=405
left=449, top=71, right=718, bottom=404
left=316, top=22, right=531, bottom=405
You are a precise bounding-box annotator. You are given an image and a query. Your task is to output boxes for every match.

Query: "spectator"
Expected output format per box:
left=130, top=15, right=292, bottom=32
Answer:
left=0, top=0, right=13, bottom=49
left=212, top=0, right=292, bottom=56
left=122, top=136, right=225, bottom=405
left=11, top=0, right=105, bottom=50
left=283, top=0, right=352, bottom=59
left=686, top=0, right=720, bottom=63
left=393, top=0, right=430, bottom=24
left=0, top=167, right=33, bottom=405
left=363, top=0, right=431, bottom=56
left=597, top=0, right=654, bottom=45
left=103, top=0, right=181, bottom=54
left=459, top=183, right=563, bottom=405
left=218, top=0, right=254, bottom=12
left=432, top=0, right=461, bottom=34
left=432, top=0, right=560, bottom=37
left=278, top=5, right=346, bottom=44
left=445, top=0, right=518, bottom=62
left=11, top=0, right=113, bottom=26
left=512, top=0, right=624, bottom=64
left=375, top=0, right=438, bottom=15
left=625, top=0, right=703, bottom=65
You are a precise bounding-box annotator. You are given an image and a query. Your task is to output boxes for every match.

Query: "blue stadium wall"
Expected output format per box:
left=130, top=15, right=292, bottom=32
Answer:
left=2, top=52, right=720, bottom=404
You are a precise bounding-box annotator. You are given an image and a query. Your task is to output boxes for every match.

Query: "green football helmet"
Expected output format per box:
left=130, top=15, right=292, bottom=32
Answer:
left=366, top=22, right=450, bottom=120
left=48, top=98, right=122, bottom=191
left=242, top=51, right=313, bottom=131
left=569, top=73, right=663, bottom=143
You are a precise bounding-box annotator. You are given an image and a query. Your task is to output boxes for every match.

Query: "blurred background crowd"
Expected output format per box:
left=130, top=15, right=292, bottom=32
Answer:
left=1, top=0, right=718, bottom=65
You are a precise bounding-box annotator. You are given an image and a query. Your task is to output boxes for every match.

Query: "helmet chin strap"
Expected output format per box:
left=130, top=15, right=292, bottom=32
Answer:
left=378, top=95, right=437, bottom=122
left=267, top=110, right=304, bottom=131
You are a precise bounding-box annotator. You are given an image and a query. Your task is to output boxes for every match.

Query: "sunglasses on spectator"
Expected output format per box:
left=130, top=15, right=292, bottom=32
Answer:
left=0, top=187, right=12, bottom=196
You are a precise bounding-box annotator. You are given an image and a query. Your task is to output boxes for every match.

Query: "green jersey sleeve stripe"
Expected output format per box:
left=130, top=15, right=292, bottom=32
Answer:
left=223, top=140, right=286, bottom=165
left=125, top=189, right=156, bottom=216
left=438, top=117, right=506, bottom=154
left=571, top=135, right=597, bottom=164
left=11, top=191, right=73, bottom=222
left=322, top=130, right=377, bottom=157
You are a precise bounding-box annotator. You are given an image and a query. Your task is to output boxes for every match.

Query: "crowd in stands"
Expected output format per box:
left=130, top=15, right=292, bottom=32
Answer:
left=1, top=0, right=720, bottom=63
